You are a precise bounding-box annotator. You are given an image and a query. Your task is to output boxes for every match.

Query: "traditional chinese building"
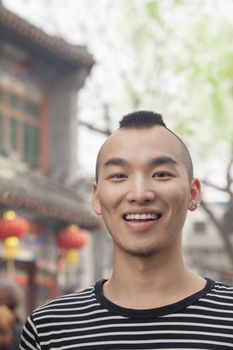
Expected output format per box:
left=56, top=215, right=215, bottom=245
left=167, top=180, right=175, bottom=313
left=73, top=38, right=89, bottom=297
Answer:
left=0, top=3, right=100, bottom=317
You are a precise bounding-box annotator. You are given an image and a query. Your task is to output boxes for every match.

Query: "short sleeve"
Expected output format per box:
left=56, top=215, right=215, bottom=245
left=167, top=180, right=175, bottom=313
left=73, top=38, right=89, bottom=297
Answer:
left=19, top=315, right=40, bottom=350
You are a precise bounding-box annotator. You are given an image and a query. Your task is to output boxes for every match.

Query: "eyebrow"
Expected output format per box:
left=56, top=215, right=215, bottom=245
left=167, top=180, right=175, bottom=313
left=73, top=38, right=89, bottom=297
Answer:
left=149, top=156, right=178, bottom=167
left=104, top=156, right=178, bottom=169
left=104, top=158, right=128, bottom=168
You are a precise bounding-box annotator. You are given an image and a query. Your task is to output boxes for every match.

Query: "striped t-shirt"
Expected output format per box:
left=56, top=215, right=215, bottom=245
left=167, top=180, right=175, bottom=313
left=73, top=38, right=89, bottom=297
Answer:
left=20, top=279, right=233, bottom=349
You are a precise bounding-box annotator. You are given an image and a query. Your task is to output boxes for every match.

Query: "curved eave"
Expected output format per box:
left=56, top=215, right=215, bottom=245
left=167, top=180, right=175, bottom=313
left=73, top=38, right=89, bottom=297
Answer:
left=0, top=168, right=99, bottom=230
left=0, top=6, right=94, bottom=70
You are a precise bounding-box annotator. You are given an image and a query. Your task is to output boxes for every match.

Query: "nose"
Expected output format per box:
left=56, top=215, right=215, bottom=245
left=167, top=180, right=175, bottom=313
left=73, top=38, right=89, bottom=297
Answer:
left=126, top=176, right=155, bottom=204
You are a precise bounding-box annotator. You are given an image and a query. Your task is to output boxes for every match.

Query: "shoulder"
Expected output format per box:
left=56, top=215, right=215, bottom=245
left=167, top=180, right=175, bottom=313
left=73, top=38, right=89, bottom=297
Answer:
left=32, top=285, right=96, bottom=317
left=210, top=280, right=233, bottom=295
left=20, top=285, right=97, bottom=347
left=202, top=279, right=233, bottom=306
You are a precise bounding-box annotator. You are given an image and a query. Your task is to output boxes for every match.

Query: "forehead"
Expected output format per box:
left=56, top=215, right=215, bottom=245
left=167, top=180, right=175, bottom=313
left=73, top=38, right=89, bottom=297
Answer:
left=99, top=126, right=185, bottom=168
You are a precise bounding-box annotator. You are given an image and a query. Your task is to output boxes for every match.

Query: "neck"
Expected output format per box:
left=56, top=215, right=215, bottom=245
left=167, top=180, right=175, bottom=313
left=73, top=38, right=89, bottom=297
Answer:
left=103, top=244, right=205, bottom=309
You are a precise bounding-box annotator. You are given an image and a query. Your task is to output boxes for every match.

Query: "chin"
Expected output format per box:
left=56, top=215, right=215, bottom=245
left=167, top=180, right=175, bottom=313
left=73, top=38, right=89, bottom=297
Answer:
left=124, top=246, right=158, bottom=258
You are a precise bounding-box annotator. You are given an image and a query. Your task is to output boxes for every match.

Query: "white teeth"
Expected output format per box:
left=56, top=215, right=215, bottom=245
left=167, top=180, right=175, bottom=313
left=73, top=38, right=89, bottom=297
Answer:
left=125, top=213, right=160, bottom=221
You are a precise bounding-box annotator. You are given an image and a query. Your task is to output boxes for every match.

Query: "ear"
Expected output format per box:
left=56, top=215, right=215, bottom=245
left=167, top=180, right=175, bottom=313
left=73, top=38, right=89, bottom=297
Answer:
left=189, top=178, right=201, bottom=211
left=92, top=182, right=102, bottom=215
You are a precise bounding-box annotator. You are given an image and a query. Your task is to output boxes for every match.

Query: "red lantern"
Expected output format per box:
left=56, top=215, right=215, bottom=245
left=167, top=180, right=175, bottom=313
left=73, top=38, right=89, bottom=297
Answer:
left=57, top=225, right=87, bottom=250
left=0, top=211, right=30, bottom=274
left=0, top=211, right=30, bottom=240
left=57, top=225, right=87, bottom=265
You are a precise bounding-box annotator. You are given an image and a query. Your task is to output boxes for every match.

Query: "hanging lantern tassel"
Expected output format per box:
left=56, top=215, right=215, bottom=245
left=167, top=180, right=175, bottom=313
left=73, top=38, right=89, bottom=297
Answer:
left=3, top=236, right=20, bottom=259
left=3, top=237, right=20, bottom=278
left=65, top=249, right=80, bottom=265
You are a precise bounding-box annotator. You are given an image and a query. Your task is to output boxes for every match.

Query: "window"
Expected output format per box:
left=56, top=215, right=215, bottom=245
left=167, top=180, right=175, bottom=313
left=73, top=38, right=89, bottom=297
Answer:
left=24, top=101, right=40, bottom=119
left=10, top=117, right=17, bottom=151
left=0, top=112, right=3, bottom=154
left=10, top=93, right=19, bottom=108
left=0, top=85, right=41, bottom=168
left=24, top=123, right=39, bottom=168
left=0, top=88, right=5, bottom=103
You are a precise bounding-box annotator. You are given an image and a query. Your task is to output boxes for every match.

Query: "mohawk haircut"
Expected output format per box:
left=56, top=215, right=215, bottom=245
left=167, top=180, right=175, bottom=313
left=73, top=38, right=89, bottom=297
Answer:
left=119, top=111, right=166, bottom=128
left=95, top=110, right=194, bottom=182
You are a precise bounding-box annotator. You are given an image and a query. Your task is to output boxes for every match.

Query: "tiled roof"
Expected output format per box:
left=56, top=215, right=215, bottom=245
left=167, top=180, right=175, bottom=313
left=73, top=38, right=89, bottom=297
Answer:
left=0, top=5, right=94, bottom=69
left=0, top=158, right=99, bottom=230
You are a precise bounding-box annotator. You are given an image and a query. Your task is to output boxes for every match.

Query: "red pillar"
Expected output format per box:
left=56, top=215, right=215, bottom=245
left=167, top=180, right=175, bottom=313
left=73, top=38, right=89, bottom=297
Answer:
left=40, top=82, right=49, bottom=173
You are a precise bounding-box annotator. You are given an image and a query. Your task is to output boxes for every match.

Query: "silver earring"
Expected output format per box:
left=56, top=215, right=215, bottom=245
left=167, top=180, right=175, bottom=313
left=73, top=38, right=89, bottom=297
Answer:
left=190, top=202, right=199, bottom=210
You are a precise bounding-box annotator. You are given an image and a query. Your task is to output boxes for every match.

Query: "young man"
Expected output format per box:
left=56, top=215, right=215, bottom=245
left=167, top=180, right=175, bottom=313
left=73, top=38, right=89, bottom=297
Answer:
left=20, top=111, right=233, bottom=349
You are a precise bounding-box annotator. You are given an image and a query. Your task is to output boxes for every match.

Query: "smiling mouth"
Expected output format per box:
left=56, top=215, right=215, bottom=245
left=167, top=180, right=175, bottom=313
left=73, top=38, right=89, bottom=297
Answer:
left=123, top=213, right=162, bottom=221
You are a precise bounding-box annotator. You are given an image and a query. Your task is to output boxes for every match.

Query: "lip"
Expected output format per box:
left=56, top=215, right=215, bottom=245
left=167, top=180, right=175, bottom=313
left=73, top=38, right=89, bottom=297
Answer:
left=124, top=219, right=159, bottom=232
left=122, top=208, right=162, bottom=233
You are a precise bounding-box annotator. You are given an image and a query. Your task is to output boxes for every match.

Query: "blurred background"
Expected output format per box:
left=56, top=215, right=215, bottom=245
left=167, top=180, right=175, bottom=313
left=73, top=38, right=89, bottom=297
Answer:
left=0, top=0, right=232, bottom=322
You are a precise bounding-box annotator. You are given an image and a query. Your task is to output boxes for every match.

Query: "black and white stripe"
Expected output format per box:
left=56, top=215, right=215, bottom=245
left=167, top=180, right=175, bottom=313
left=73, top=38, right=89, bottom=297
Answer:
left=20, top=279, right=233, bottom=349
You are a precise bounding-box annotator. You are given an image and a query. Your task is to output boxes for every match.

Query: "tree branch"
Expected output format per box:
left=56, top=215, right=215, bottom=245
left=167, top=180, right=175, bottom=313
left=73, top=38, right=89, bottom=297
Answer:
left=200, top=200, right=223, bottom=232
left=78, top=121, right=112, bottom=136
left=226, top=145, right=233, bottom=190
left=201, top=180, right=228, bottom=193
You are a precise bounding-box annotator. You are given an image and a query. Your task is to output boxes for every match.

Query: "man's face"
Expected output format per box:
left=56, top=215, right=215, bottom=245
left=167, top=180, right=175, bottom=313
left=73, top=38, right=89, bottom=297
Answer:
left=92, top=126, right=201, bottom=258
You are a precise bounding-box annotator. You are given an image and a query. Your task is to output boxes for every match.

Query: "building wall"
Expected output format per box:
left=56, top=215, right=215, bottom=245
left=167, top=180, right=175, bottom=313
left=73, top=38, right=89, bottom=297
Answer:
left=49, top=67, right=90, bottom=183
left=183, top=205, right=233, bottom=284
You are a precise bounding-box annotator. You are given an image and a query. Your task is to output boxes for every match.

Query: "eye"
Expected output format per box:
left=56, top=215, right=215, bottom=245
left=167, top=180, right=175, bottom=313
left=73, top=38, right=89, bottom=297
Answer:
left=153, top=171, right=173, bottom=179
left=110, top=173, right=127, bottom=180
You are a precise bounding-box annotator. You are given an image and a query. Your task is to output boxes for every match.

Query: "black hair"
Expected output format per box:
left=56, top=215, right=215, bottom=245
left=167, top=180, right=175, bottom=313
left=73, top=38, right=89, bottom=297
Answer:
left=119, top=111, right=166, bottom=128
left=95, top=110, right=193, bottom=182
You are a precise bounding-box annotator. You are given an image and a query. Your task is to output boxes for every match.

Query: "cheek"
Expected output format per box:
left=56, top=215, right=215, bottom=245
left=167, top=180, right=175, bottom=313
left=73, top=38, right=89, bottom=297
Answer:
left=166, top=184, right=190, bottom=209
left=98, top=184, right=125, bottom=208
